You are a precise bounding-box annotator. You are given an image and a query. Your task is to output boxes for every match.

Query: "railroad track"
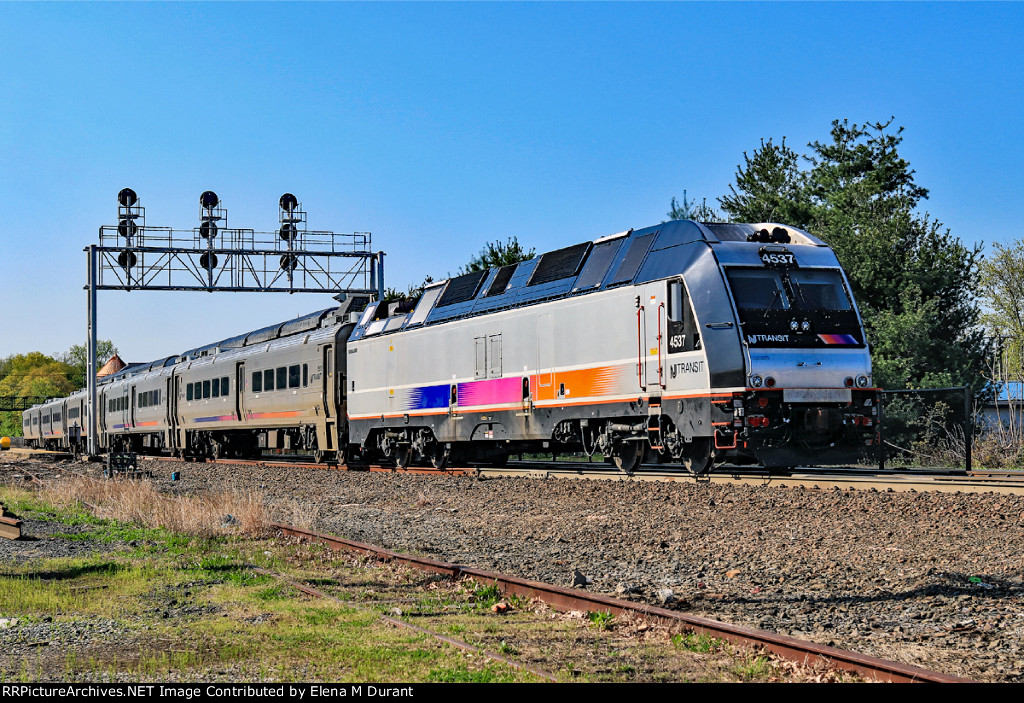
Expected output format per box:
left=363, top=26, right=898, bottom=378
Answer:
left=272, top=523, right=971, bottom=683
left=11, top=447, right=1024, bottom=494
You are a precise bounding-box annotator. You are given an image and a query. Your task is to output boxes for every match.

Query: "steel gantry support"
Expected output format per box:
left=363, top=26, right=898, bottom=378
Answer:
left=82, top=191, right=383, bottom=459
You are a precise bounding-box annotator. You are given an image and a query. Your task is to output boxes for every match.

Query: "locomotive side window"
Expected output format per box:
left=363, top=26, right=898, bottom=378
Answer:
left=302, top=364, right=308, bottom=387
left=252, top=372, right=262, bottom=392
left=667, top=280, right=701, bottom=353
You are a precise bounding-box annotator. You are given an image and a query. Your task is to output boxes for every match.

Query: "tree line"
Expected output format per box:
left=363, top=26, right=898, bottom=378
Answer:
left=0, top=341, right=117, bottom=437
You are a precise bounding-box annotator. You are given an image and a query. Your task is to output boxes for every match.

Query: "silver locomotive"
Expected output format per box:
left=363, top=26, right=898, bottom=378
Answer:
left=347, top=220, right=878, bottom=472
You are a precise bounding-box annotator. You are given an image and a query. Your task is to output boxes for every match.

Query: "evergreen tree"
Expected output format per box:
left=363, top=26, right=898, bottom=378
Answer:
left=667, top=190, right=722, bottom=222
left=460, top=237, right=535, bottom=274
left=718, top=137, right=809, bottom=225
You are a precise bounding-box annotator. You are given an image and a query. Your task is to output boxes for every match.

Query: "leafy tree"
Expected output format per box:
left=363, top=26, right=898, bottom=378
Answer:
left=0, top=352, right=77, bottom=436
left=460, top=237, right=535, bottom=274
left=719, top=119, right=987, bottom=391
left=60, top=340, right=118, bottom=389
left=667, top=190, right=722, bottom=222
left=979, top=241, right=1024, bottom=378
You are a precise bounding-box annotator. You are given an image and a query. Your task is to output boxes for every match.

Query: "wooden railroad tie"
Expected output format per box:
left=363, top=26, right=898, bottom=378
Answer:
left=0, top=503, right=23, bottom=540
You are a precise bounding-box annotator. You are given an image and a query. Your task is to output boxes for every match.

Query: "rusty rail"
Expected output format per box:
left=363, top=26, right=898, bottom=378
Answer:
left=273, top=523, right=973, bottom=683
left=0, top=503, right=23, bottom=540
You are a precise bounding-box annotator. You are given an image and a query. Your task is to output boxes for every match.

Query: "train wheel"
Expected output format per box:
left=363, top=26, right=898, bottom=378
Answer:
left=428, top=446, right=450, bottom=470
left=395, top=445, right=413, bottom=469
left=612, top=441, right=643, bottom=474
left=312, top=449, right=325, bottom=464
left=684, top=438, right=713, bottom=475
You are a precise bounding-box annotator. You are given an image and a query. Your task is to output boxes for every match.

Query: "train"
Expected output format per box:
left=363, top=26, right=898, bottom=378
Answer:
left=23, top=219, right=879, bottom=473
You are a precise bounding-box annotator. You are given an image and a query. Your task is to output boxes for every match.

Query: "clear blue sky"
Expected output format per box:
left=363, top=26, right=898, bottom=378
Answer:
left=2, top=2, right=1022, bottom=363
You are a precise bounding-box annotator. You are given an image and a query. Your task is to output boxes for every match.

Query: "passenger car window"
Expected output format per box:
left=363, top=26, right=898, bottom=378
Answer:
left=253, top=372, right=262, bottom=392
left=302, top=364, right=308, bottom=387
left=276, top=367, right=287, bottom=390
left=212, top=380, right=220, bottom=398
left=289, top=365, right=300, bottom=389
left=203, top=380, right=211, bottom=399
left=264, top=369, right=274, bottom=391
left=221, top=377, right=229, bottom=396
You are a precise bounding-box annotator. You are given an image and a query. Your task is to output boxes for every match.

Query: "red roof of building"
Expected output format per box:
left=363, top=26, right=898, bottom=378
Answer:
left=96, top=354, right=126, bottom=378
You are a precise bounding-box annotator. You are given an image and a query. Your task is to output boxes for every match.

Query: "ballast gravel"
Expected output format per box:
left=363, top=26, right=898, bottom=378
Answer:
left=7, top=456, right=1024, bottom=682
left=146, top=460, right=1024, bottom=683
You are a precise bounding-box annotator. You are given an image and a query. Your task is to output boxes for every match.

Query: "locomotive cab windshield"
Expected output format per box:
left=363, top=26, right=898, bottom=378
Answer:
left=725, top=267, right=862, bottom=347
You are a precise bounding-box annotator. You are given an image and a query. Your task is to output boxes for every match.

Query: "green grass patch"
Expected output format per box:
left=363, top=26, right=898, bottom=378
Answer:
left=427, top=663, right=519, bottom=683
left=672, top=630, right=723, bottom=653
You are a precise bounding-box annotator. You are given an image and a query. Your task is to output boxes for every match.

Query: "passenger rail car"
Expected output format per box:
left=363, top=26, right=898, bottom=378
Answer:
left=347, top=220, right=879, bottom=472
left=25, top=308, right=354, bottom=461
left=24, top=219, right=879, bottom=473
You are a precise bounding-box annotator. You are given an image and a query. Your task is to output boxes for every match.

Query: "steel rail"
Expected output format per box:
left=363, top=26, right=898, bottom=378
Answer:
left=17, top=447, right=1023, bottom=493
left=272, top=523, right=972, bottom=683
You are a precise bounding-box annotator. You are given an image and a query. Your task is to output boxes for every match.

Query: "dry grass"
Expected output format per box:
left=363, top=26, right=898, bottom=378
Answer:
left=277, top=497, right=322, bottom=529
left=41, top=476, right=271, bottom=537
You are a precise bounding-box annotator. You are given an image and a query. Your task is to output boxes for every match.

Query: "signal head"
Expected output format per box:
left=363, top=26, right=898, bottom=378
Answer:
left=279, top=193, right=298, bottom=212
left=200, top=190, right=220, bottom=209
left=118, top=188, right=138, bottom=207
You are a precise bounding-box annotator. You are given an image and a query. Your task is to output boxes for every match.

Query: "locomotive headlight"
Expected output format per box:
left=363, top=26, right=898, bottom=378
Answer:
left=800, top=320, right=811, bottom=332
left=856, top=375, right=869, bottom=388
left=789, top=320, right=799, bottom=331
left=750, top=375, right=763, bottom=388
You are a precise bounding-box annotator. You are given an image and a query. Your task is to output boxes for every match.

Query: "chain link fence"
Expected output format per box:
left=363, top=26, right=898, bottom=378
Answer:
left=877, top=386, right=972, bottom=471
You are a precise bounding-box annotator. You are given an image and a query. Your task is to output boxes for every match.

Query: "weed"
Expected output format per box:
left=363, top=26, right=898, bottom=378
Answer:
left=470, top=582, right=502, bottom=609
left=506, top=593, right=530, bottom=609
left=734, top=655, right=773, bottom=680
left=672, top=631, right=721, bottom=653
left=588, top=610, right=615, bottom=631
left=497, top=640, right=519, bottom=655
